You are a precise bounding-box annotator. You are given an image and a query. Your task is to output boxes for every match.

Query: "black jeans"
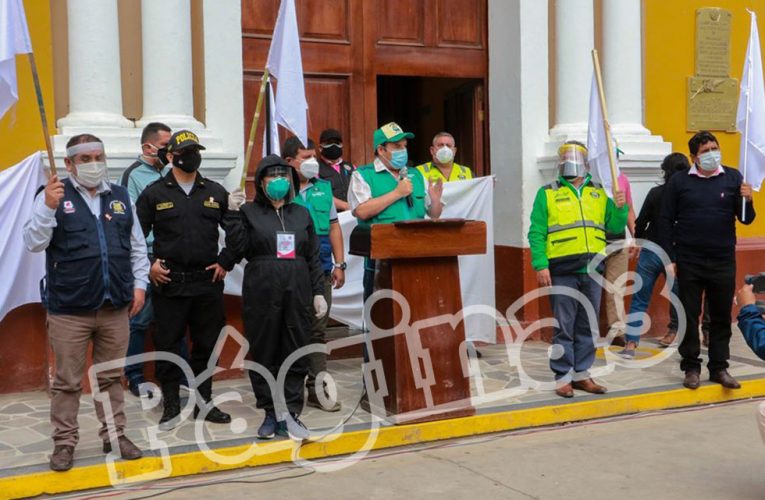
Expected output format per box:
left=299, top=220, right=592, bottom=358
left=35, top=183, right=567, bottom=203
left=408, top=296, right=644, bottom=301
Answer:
left=677, top=255, right=736, bottom=373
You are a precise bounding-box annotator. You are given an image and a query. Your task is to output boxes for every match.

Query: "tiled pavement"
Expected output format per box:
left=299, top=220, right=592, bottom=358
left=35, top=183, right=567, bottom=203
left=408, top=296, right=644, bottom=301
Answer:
left=1, top=330, right=764, bottom=476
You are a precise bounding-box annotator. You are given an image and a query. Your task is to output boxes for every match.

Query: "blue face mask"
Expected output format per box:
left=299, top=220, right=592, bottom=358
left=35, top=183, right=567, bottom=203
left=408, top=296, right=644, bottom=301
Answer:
left=389, top=148, right=408, bottom=170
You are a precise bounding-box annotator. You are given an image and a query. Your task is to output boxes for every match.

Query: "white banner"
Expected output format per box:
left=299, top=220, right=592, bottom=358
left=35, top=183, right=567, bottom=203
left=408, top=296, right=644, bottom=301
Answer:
left=0, top=152, right=45, bottom=323
left=225, top=176, right=496, bottom=343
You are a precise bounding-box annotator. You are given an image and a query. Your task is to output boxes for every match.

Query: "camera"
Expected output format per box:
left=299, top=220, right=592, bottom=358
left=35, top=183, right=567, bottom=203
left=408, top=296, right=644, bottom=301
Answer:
left=745, top=273, right=765, bottom=294
left=744, top=274, right=765, bottom=314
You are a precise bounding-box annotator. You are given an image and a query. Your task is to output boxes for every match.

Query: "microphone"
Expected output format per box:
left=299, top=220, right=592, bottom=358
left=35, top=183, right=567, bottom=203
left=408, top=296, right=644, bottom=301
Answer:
left=400, top=166, right=413, bottom=208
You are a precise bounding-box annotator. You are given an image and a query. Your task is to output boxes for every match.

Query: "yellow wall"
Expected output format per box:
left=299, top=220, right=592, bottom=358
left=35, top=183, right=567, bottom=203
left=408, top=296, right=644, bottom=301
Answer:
left=645, top=0, right=765, bottom=237
left=0, top=0, right=55, bottom=170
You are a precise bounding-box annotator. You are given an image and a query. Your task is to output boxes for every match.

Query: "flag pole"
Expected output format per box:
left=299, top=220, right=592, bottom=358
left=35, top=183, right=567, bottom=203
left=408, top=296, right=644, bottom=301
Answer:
left=24, top=46, right=56, bottom=177
left=742, top=11, right=755, bottom=221
left=240, top=69, right=270, bottom=191
left=591, top=49, right=620, bottom=196
left=265, top=79, right=273, bottom=156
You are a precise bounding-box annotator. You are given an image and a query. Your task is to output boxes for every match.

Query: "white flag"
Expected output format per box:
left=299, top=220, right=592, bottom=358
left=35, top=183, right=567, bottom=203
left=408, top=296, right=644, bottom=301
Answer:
left=0, top=0, right=32, bottom=119
left=736, top=11, right=765, bottom=192
left=266, top=0, right=308, bottom=148
left=262, top=80, right=281, bottom=158
left=586, top=72, right=619, bottom=196
left=0, top=152, right=46, bottom=323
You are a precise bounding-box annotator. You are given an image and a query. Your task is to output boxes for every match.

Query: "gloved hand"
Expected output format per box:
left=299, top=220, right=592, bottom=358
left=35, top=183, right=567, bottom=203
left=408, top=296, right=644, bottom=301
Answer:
left=228, top=188, right=246, bottom=211
left=313, top=295, right=328, bottom=318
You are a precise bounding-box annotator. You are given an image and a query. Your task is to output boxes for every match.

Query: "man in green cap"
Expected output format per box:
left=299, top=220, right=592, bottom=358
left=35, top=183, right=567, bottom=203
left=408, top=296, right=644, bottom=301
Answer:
left=348, top=122, right=444, bottom=302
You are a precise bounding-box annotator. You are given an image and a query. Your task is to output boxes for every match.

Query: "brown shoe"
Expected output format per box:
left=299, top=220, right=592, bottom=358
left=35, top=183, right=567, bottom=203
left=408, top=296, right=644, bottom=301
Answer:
left=572, top=378, right=607, bottom=394
left=683, top=371, right=701, bottom=390
left=50, top=444, right=74, bottom=472
left=710, top=370, right=741, bottom=389
left=555, top=383, right=574, bottom=398
left=658, top=332, right=676, bottom=347
left=103, top=436, right=142, bottom=460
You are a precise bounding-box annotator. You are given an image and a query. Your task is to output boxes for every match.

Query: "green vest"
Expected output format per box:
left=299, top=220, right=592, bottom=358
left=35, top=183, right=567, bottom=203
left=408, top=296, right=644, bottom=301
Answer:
left=545, top=179, right=608, bottom=268
left=356, top=163, right=427, bottom=228
left=292, top=178, right=334, bottom=235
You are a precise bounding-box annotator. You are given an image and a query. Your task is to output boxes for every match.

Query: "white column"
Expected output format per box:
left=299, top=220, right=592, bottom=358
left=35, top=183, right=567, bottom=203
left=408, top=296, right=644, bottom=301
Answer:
left=137, top=0, right=203, bottom=129
left=602, top=0, right=650, bottom=135
left=549, top=0, right=594, bottom=139
left=58, top=0, right=131, bottom=128
left=204, top=0, right=246, bottom=190
left=489, top=0, right=549, bottom=247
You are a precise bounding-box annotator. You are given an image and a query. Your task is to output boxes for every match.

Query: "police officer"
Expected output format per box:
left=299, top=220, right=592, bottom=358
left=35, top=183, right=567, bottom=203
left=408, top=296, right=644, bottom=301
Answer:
left=348, top=122, right=444, bottom=303
left=24, top=134, right=147, bottom=471
left=317, top=128, right=356, bottom=211
left=120, top=122, right=190, bottom=398
left=136, top=130, right=235, bottom=430
left=283, top=136, right=345, bottom=412
left=528, top=141, right=627, bottom=398
left=416, top=131, right=473, bottom=183
left=225, top=155, right=325, bottom=440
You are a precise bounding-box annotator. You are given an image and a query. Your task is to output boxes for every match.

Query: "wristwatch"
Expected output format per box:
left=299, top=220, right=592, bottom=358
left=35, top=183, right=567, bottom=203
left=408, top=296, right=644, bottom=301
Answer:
left=334, top=262, right=347, bottom=270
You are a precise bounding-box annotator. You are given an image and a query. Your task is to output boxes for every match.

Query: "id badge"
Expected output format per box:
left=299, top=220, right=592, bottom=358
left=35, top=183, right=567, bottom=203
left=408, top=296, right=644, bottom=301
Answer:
left=276, top=231, right=296, bottom=259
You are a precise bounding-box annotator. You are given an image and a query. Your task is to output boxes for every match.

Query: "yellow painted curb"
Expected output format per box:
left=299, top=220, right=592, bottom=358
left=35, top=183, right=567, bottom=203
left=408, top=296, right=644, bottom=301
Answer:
left=4, top=378, right=765, bottom=499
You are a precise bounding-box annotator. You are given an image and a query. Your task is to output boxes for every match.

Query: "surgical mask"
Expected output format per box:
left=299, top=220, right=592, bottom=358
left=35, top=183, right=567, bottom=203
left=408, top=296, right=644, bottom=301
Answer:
left=173, top=149, right=202, bottom=173
left=558, top=160, right=587, bottom=180
left=74, top=161, right=107, bottom=188
left=698, top=150, right=721, bottom=172
left=300, top=158, right=320, bottom=179
left=265, top=177, right=290, bottom=200
left=389, top=148, right=408, bottom=170
left=321, top=144, right=342, bottom=161
left=435, top=146, right=455, bottom=164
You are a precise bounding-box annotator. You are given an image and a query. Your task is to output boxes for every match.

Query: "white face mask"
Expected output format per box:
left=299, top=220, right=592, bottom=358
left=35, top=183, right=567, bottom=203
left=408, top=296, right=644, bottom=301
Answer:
left=300, top=158, right=320, bottom=179
left=74, top=161, right=107, bottom=188
left=435, top=146, right=455, bottom=164
left=697, top=150, right=722, bottom=172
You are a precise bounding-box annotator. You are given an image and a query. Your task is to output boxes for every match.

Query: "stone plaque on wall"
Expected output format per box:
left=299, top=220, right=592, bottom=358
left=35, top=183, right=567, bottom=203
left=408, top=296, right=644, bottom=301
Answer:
left=687, top=77, right=738, bottom=132
left=687, top=8, right=738, bottom=131
left=696, top=8, right=732, bottom=77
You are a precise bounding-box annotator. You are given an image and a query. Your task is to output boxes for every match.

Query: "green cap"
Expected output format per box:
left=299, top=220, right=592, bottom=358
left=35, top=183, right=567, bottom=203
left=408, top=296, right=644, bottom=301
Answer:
left=373, top=122, right=415, bottom=150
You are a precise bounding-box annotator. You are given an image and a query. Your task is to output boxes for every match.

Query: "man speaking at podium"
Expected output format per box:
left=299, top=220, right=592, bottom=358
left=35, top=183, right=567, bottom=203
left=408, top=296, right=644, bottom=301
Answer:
left=348, top=122, right=444, bottom=303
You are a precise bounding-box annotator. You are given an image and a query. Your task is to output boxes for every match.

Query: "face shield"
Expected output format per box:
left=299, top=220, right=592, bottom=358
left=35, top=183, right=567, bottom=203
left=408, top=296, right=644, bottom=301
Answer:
left=557, top=143, right=588, bottom=180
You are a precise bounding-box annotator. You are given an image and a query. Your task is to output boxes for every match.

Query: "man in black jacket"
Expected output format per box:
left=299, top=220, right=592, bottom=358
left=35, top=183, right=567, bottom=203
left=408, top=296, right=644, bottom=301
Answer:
left=136, top=130, right=235, bottom=430
left=317, top=128, right=355, bottom=211
left=659, top=131, right=755, bottom=390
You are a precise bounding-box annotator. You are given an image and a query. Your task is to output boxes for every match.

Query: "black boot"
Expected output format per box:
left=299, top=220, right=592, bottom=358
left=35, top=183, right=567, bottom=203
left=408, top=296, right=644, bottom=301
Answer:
left=159, top=384, right=181, bottom=431
left=194, top=379, right=231, bottom=424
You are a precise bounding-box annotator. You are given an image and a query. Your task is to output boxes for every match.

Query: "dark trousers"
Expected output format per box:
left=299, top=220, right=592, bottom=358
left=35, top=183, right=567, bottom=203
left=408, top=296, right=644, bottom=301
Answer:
left=152, top=288, right=225, bottom=398
left=306, top=275, right=333, bottom=392
left=124, top=284, right=190, bottom=384
left=549, top=273, right=603, bottom=382
left=677, top=255, right=736, bottom=373
left=245, top=269, right=312, bottom=416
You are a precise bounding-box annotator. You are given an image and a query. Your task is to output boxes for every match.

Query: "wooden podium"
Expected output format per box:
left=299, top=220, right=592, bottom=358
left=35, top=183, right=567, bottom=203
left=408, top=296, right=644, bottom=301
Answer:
left=350, top=219, right=487, bottom=424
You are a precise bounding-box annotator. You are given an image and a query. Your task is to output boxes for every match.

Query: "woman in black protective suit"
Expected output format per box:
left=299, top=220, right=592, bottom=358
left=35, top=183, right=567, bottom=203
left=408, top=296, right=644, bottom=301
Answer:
left=225, top=154, right=326, bottom=440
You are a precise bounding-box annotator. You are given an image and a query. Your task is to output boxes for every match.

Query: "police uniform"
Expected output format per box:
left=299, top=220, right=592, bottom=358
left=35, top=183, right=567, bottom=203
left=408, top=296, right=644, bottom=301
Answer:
left=135, top=135, right=235, bottom=422
left=528, top=174, right=627, bottom=383
left=415, top=161, right=473, bottom=183
left=293, top=177, right=339, bottom=400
